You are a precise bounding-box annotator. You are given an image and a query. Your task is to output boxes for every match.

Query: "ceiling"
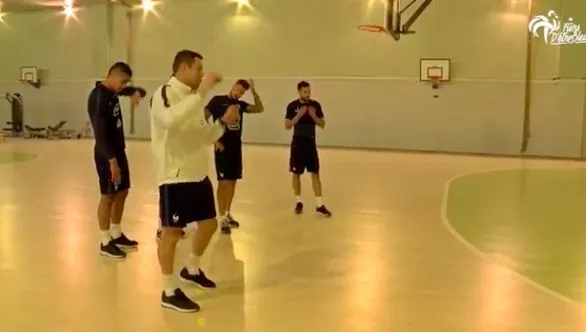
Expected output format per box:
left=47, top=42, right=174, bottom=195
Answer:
left=0, top=0, right=142, bottom=12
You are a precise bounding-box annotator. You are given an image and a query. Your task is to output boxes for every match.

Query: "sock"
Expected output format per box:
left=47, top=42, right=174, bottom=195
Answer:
left=163, top=275, right=176, bottom=296
left=186, top=254, right=201, bottom=275
left=296, top=196, right=302, bottom=203
left=100, top=231, right=111, bottom=246
left=110, top=224, right=122, bottom=239
left=316, top=197, right=323, bottom=207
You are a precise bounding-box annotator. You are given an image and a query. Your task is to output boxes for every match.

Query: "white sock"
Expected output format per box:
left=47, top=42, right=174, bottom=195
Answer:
left=100, top=230, right=111, bottom=246
left=186, top=254, right=201, bottom=275
left=296, top=196, right=302, bottom=203
left=110, top=224, right=122, bottom=239
left=316, top=197, right=323, bottom=207
left=163, top=274, right=176, bottom=296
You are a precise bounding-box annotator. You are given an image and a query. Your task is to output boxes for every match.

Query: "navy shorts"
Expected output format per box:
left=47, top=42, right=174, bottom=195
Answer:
left=289, top=137, right=319, bottom=174
left=94, top=149, right=130, bottom=195
left=214, top=143, right=242, bottom=181
left=159, top=177, right=217, bottom=228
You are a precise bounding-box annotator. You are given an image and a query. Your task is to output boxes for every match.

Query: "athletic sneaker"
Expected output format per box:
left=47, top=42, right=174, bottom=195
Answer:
left=179, top=268, right=217, bottom=288
left=316, top=205, right=332, bottom=217
left=111, top=233, right=138, bottom=248
left=100, top=241, right=126, bottom=259
left=294, top=202, right=304, bottom=214
left=161, top=288, right=200, bottom=313
left=226, top=213, right=240, bottom=228
left=220, top=219, right=231, bottom=235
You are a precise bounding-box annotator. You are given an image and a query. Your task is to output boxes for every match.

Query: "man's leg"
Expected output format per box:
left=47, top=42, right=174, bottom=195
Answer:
left=290, top=141, right=304, bottom=214
left=307, top=147, right=331, bottom=217
left=179, top=177, right=219, bottom=287
left=159, top=183, right=200, bottom=313
left=225, top=180, right=238, bottom=225
left=215, top=150, right=231, bottom=234
left=98, top=194, right=127, bottom=258
left=109, top=189, right=138, bottom=248
left=96, top=153, right=126, bottom=259
left=218, top=180, right=237, bottom=234
left=109, top=153, right=139, bottom=248
left=224, top=146, right=243, bottom=226
left=217, top=147, right=241, bottom=234
left=182, top=219, right=218, bottom=279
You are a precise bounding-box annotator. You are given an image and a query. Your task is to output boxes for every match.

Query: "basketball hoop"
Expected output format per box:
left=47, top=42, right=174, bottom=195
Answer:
left=429, top=76, right=441, bottom=89
left=357, top=24, right=386, bottom=33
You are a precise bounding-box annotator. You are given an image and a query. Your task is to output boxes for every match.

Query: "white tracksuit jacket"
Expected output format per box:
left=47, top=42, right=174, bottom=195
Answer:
left=150, top=76, right=225, bottom=186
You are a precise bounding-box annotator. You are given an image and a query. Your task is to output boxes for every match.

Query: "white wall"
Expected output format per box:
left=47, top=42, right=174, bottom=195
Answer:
left=0, top=3, right=128, bottom=131
left=1, top=0, right=586, bottom=158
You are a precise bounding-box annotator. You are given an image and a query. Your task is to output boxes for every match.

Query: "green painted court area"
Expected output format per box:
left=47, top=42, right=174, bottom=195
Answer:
left=446, top=168, right=586, bottom=303
left=0, top=151, right=37, bottom=164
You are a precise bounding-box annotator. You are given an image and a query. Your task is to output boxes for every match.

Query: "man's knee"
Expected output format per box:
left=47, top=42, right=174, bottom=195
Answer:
left=218, top=179, right=237, bottom=188
left=115, top=189, right=129, bottom=200
left=100, top=194, right=116, bottom=205
left=198, top=219, right=218, bottom=234
left=161, top=227, right=183, bottom=242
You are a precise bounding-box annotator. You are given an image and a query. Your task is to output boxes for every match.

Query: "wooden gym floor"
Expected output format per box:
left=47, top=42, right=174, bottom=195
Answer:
left=1, top=139, right=586, bottom=332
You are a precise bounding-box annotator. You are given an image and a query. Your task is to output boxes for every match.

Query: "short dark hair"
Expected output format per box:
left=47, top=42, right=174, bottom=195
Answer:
left=108, top=62, right=132, bottom=77
left=297, top=81, right=310, bottom=90
left=172, top=50, right=203, bottom=74
left=235, top=79, right=250, bottom=90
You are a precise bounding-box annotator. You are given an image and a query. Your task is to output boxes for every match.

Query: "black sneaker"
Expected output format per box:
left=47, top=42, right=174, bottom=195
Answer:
left=294, top=202, right=304, bottom=214
left=111, top=233, right=138, bottom=249
left=161, top=288, right=200, bottom=313
left=179, top=268, right=217, bottom=289
left=316, top=205, right=332, bottom=217
left=100, top=241, right=127, bottom=259
left=226, top=214, right=240, bottom=228
left=220, top=220, right=231, bottom=234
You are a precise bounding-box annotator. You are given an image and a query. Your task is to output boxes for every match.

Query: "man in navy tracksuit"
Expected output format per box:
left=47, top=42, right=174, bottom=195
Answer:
left=87, top=62, right=138, bottom=259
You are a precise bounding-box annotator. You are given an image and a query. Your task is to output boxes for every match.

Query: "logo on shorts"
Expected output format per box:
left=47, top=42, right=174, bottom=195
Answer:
left=172, top=213, right=179, bottom=224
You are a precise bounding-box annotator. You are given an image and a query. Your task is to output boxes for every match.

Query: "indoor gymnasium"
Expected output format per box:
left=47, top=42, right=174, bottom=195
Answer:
left=1, top=0, right=586, bottom=331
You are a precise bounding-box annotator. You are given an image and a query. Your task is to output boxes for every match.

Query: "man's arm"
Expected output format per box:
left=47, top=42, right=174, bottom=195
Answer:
left=201, top=120, right=226, bottom=144
left=310, top=102, right=325, bottom=128
left=88, top=92, right=115, bottom=161
left=204, top=96, right=217, bottom=121
left=151, top=86, right=208, bottom=130
left=245, top=89, right=264, bottom=113
left=285, top=103, right=304, bottom=129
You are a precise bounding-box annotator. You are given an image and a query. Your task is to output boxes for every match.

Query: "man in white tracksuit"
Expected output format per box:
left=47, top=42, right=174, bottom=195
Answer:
left=150, top=49, right=239, bottom=313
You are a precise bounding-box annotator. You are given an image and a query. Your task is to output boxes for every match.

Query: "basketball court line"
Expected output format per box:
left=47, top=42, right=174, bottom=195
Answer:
left=440, top=167, right=586, bottom=311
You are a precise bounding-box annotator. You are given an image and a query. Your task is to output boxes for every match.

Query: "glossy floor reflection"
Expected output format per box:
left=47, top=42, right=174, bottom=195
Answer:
left=0, top=139, right=585, bottom=332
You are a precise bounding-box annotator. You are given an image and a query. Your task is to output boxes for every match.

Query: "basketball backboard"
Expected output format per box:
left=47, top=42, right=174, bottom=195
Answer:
left=419, top=58, right=451, bottom=81
left=20, top=66, right=42, bottom=88
left=20, top=66, right=38, bottom=83
left=381, top=0, right=433, bottom=40
left=385, top=0, right=402, bottom=40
